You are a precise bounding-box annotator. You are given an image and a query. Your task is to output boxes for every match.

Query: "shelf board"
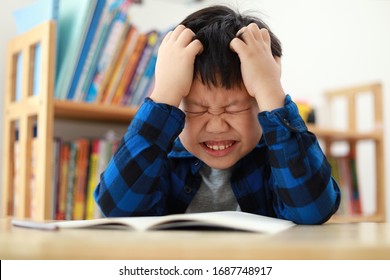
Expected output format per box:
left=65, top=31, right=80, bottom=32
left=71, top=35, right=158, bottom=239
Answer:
left=329, top=213, right=385, bottom=223
left=54, top=100, right=138, bottom=123
left=307, top=124, right=383, bottom=141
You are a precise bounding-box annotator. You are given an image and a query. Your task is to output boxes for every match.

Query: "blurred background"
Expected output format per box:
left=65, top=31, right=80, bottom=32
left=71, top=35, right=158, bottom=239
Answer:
left=1, top=0, right=389, bottom=220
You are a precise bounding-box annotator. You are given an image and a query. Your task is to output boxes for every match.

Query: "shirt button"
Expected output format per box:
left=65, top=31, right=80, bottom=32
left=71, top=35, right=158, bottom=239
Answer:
left=184, top=186, right=192, bottom=194
left=194, top=160, right=200, bottom=166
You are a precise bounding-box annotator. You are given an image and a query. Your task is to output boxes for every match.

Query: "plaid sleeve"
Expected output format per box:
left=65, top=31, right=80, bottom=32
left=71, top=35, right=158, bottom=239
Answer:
left=94, top=98, right=185, bottom=217
left=258, top=95, right=341, bottom=224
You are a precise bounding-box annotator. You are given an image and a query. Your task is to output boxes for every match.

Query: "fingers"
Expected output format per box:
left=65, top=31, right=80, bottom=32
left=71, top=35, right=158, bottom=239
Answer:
left=163, top=25, right=196, bottom=46
left=188, top=39, right=204, bottom=56
left=167, top=24, right=187, bottom=41
left=229, top=37, right=245, bottom=53
left=260, top=28, right=271, bottom=46
left=233, top=23, right=271, bottom=48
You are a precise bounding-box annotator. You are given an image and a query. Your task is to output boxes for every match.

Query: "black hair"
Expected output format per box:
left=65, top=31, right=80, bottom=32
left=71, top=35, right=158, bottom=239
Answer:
left=180, top=5, right=282, bottom=89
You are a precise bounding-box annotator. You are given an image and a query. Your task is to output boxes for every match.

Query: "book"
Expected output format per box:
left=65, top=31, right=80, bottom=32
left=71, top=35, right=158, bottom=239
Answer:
left=101, top=25, right=138, bottom=104
left=348, top=154, right=362, bottom=214
left=77, top=0, right=123, bottom=102
left=72, top=139, right=90, bottom=220
left=85, top=0, right=132, bottom=103
left=111, top=31, right=148, bottom=105
left=56, top=142, right=70, bottom=220
left=128, top=30, right=165, bottom=106
left=330, top=153, right=362, bottom=216
left=11, top=211, right=295, bottom=234
left=85, top=139, right=100, bottom=220
left=51, top=138, right=62, bottom=219
left=55, top=0, right=98, bottom=99
left=65, top=142, right=78, bottom=220
left=122, top=30, right=158, bottom=105
left=67, top=0, right=106, bottom=100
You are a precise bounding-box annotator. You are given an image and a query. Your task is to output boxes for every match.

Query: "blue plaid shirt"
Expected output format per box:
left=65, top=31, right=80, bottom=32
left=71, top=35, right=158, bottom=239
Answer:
left=95, top=95, right=340, bottom=224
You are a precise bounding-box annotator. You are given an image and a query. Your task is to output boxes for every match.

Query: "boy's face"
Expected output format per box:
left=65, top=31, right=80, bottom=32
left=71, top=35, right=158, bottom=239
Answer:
left=179, top=78, right=262, bottom=170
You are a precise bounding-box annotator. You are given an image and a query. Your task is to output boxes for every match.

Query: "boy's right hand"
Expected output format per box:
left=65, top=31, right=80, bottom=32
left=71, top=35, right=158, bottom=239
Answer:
left=150, top=25, right=203, bottom=107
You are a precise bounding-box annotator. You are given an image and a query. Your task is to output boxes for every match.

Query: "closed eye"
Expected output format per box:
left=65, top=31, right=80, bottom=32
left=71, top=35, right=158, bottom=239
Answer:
left=184, top=110, right=208, bottom=117
left=225, top=107, right=251, bottom=114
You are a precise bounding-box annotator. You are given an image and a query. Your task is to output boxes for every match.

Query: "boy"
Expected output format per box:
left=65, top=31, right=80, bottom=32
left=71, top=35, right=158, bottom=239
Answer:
left=94, top=5, right=340, bottom=224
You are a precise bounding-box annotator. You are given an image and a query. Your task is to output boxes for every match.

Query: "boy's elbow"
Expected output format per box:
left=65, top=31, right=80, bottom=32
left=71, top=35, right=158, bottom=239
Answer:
left=284, top=178, right=341, bottom=225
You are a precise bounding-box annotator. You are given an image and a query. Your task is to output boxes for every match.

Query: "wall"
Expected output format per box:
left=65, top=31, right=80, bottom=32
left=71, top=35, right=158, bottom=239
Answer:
left=1, top=0, right=389, bottom=220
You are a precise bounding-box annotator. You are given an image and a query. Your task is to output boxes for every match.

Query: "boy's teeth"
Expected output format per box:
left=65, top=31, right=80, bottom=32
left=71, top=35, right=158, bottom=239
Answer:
left=206, top=142, right=233, bottom=151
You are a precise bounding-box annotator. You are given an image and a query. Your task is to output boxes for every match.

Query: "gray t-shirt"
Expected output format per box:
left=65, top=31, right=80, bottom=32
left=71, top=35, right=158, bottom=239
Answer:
left=185, top=165, right=241, bottom=213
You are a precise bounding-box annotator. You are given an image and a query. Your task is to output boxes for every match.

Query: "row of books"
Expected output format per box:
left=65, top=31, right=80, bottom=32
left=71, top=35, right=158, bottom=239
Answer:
left=56, top=0, right=163, bottom=106
left=13, top=0, right=164, bottom=106
left=11, top=130, right=122, bottom=220
left=51, top=135, right=121, bottom=220
left=329, top=154, right=362, bottom=216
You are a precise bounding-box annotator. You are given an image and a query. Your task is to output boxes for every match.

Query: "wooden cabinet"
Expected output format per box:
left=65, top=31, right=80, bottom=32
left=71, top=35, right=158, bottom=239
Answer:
left=2, top=21, right=386, bottom=222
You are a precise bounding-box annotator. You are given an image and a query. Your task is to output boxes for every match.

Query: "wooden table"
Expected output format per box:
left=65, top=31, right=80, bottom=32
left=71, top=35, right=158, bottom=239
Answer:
left=1, top=219, right=390, bottom=259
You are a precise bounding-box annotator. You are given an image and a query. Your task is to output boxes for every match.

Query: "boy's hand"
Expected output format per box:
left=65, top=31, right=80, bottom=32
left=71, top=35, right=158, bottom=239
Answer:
left=150, top=25, right=203, bottom=107
left=230, top=23, right=285, bottom=112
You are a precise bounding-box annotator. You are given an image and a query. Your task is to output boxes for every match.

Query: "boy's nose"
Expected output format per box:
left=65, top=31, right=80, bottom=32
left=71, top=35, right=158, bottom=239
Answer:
left=205, top=114, right=229, bottom=133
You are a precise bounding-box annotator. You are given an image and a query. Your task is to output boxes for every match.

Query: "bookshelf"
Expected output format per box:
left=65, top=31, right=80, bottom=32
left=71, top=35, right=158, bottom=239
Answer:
left=1, top=21, right=138, bottom=220
left=308, top=82, right=385, bottom=223
left=2, top=21, right=386, bottom=223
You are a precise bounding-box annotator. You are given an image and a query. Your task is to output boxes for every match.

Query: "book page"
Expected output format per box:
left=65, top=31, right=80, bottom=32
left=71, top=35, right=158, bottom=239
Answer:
left=12, top=211, right=295, bottom=233
left=148, top=211, right=295, bottom=234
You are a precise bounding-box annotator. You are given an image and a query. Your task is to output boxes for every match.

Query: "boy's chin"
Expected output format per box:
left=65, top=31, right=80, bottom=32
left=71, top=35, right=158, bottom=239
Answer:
left=202, top=158, right=237, bottom=170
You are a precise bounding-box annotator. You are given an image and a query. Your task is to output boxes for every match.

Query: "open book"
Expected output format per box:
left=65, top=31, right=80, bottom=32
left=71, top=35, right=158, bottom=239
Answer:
left=11, top=211, right=295, bottom=234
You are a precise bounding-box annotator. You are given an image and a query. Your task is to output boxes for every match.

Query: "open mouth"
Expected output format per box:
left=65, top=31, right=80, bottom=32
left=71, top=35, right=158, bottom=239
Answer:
left=203, top=141, right=236, bottom=151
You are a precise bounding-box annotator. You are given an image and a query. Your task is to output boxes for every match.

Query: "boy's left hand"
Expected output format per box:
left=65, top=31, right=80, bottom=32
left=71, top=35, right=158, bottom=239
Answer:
left=230, top=23, right=285, bottom=112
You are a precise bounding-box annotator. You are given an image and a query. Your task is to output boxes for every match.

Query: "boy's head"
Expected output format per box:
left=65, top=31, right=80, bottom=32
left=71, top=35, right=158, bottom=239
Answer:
left=180, top=5, right=282, bottom=88
left=179, top=5, right=280, bottom=169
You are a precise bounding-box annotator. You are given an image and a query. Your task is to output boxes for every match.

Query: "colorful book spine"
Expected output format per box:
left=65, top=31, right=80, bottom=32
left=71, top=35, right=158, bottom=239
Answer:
left=55, top=0, right=98, bottom=99
left=129, top=31, right=163, bottom=106
left=73, top=0, right=119, bottom=102
left=72, top=139, right=90, bottom=220
left=85, top=140, right=100, bottom=220
left=101, top=25, right=138, bottom=104
left=84, top=0, right=132, bottom=103
left=80, top=6, right=120, bottom=102
left=67, top=0, right=106, bottom=100
left=112, top=32, right=147, bottom=105
left=65, top=142, right=77, bottom=220
left=52, top=138, right=62, bottom=219
left=56, top=142, right=70, bottom=220
left=349, top=154, right=362, bottom=214
left=123, top=30, right=158, bottom=105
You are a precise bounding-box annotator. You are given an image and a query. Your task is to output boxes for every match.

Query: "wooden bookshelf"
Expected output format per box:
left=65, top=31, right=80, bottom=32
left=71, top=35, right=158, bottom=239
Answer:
left=308, top=82, right=385, bottom=223
left=308, top=126, right=383, bottom=142
left=54, top=100, right=137, bottom=123
left=2, top=21, right=386, bottom=223
left=1, top=21, right=138, bottom=220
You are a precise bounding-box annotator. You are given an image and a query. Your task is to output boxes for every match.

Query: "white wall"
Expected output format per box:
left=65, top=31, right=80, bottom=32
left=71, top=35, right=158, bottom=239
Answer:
left=1, top=0, right=389, bottom=220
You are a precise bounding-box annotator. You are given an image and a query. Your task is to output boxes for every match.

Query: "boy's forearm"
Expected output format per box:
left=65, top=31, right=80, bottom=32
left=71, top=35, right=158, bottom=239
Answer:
left=259, top=95, right=340, bottom=224
left=95, top=99, right=185, bottom=217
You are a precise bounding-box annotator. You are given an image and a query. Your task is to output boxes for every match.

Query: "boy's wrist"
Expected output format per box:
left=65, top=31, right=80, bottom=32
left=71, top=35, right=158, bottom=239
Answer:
left=254, top=86, right=285, bottom=112
left=149, top=90, right=182, bottom=108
